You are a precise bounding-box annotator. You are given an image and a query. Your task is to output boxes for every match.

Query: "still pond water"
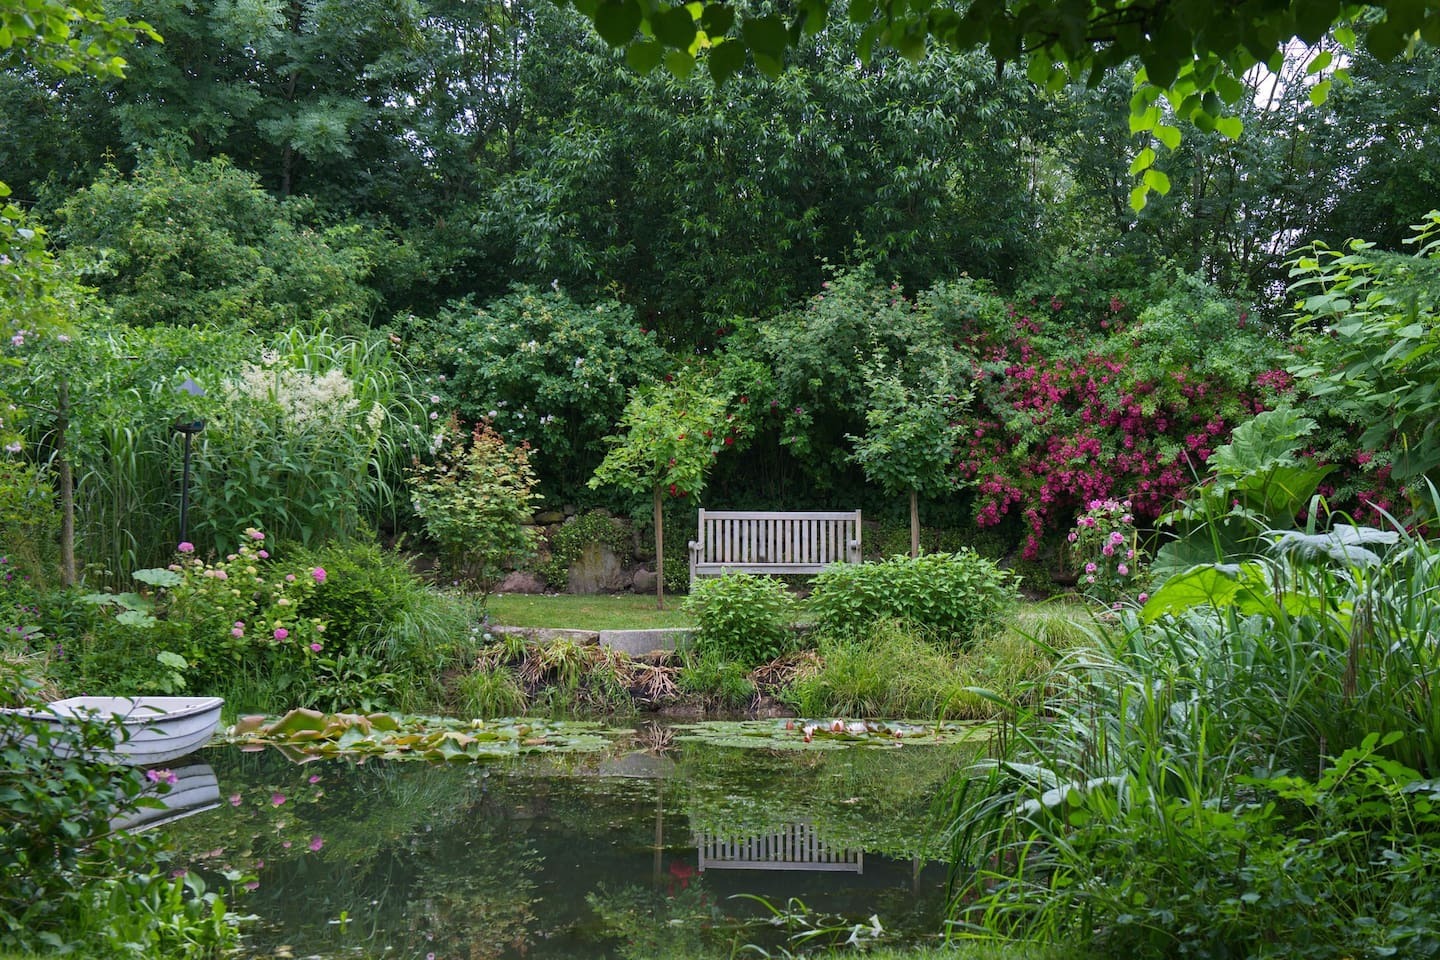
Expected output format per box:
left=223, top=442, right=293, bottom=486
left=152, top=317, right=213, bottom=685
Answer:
left=162, top=720, right=984, bottom=960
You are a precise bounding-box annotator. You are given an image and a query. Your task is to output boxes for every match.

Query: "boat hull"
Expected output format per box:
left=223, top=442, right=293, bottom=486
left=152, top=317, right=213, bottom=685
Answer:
left=2, top=696, right=224, bottom=766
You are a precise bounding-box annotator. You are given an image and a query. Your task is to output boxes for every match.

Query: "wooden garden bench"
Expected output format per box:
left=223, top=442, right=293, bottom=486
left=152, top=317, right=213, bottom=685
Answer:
left=688, top=509, right=862, bottom=581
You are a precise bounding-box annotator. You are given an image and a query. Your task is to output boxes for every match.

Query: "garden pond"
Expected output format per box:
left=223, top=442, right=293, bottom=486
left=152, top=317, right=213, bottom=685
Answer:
left=158, top=716, right=989, bottom=959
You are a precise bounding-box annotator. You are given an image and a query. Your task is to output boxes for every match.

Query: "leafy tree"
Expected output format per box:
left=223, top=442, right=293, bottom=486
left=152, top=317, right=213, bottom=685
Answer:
left=402, top=285, right=668, bottom=499
left=1285, top=212, right=1440, bottom=505
left=589, top=366, right=751, bottom=608
left=0, top=0, right=156, bottom=80
left=1311, top=43, right=1440, bottom=252
left=848, top=361, right=967, bottom=557
left=484, top=7, right=1048, bottom=333
left=52, top=158, right=388, bottom=331
left=565, top=0, right=1437, bottom=206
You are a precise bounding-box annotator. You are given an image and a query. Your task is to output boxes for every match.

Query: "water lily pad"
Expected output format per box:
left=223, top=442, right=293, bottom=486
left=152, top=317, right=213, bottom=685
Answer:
left=672, top=718, right=989, bottom=750
left=222, top=712, right=632, bottom=761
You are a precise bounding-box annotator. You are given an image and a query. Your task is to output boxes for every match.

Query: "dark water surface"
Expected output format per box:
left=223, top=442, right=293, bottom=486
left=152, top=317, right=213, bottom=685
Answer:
left=163, top=721, right=978, bottom=959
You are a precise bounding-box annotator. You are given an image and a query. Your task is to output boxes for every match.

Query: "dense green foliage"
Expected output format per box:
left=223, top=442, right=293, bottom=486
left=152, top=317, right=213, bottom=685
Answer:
left=685, top=573, right=797, bottom=668
left=539, top=510, right=633, bottom=589
left=402, top=287, right=668, bottom=495
left=948, top=489, right=1440, bottom=954
left=809, top=552, right=1018, bottom=648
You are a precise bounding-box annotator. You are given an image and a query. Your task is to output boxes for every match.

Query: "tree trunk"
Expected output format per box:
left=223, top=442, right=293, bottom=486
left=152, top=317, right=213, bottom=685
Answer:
left=910, top=488, right=920, bottom=559
left=57, top=378, right=75, bottom=586
left=653, top=484, right=664, bottom=611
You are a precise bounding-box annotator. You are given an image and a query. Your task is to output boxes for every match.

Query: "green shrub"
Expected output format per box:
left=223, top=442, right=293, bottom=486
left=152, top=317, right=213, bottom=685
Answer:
left=539, top=511, right=632, bottom=589
left=408, top=418, right=541, bottom=595
left=809, top=552, right=1018, bottom=648
left=290, top=539, right=483, bottom=713
left=684, top=573, right=796, bottom=669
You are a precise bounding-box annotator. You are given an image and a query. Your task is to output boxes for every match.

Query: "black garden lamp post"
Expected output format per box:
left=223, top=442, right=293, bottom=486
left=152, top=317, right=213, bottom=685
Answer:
left=173, top=377, right=205, bottom=544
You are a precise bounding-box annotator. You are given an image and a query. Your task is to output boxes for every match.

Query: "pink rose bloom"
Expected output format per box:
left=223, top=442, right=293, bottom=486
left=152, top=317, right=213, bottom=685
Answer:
left=271, top=793, right=286, bottom=806
left=1138, top=592, right=1149, bottom=603
left=177, top=541, right=195, bottom=554
left=310, top=642, right=322, bottom=653
left=1101, top=544, right=1115, bottom=556
left=311, top=567, right=327, bottom=584
left=1109, top=531, right=1125, bottom=544
left=1117, top=563, right=1130, bottom=576
left=309, top=836, right=324, bottom=852
left=1084, top=562, right=1097, bottom=574
left=274, top=627, right=289, bottom=640
left=1067, top=532, right=1077, bottom=542
left=309, top=774, right=321, bottom=784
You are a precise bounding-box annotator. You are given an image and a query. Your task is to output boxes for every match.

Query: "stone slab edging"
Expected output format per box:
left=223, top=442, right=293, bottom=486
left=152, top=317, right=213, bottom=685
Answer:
left=487, top=624, right=695, bottom=656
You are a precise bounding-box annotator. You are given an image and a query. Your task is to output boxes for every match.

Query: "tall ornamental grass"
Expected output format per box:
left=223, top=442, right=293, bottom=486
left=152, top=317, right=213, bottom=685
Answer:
left=944, top=503, right=1440, bottom=957
left=12, top=324, right=427, bottom=584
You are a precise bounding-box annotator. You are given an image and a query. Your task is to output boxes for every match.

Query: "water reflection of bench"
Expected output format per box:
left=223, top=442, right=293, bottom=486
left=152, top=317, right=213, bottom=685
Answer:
left=695, top=823, right=863, bottom=873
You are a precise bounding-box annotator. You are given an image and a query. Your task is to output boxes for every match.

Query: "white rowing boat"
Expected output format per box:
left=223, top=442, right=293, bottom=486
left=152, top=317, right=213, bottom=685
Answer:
left=1, top=696, right=224, bottom=765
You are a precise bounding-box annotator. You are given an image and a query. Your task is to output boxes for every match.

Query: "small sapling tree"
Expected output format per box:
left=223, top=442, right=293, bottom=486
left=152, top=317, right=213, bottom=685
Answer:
left=848, top=361, right=966, bottom=557
left=590, top=366, right=750, bottom=609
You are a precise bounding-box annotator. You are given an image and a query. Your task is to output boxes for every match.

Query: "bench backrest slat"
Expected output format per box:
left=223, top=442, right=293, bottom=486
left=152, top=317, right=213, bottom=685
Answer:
left=690, top=510, right=862, bottom=580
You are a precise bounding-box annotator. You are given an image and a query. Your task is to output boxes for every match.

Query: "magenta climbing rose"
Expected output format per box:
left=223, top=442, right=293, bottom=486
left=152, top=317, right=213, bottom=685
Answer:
left=1070, top=498, right=1149, bottom=607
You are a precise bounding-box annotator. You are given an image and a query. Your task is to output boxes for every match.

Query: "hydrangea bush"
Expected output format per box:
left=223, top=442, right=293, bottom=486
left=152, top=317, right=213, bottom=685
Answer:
left=144, top=528, right=329, bottom=692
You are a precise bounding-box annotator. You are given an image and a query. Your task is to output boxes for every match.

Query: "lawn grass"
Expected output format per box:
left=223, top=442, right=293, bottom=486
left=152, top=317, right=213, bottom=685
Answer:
left=486, top=591, right=697, bottom=630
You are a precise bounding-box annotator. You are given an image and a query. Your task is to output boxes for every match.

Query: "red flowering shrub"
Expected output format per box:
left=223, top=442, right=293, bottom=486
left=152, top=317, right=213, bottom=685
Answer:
left=938, top=274, right=1288, bottom=558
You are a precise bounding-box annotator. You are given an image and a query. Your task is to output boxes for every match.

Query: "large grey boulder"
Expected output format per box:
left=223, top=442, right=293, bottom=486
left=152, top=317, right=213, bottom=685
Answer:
left=566, top=541, right=626, bottom=593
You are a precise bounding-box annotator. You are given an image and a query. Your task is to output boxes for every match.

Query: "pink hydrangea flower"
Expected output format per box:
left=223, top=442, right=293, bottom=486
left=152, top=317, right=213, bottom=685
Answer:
left=257, top=549, right=269, bottom=559
left=177, top=541, right=195, bottom=554
left=249, top=530, right=265, bottom=541
left=231, top=627, right=244, bottom=638
left=309, top=836, right=324, bottom=852
left=311, top=567, right=327, bottom=584
left=310, top=642, right=322, bottom=653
